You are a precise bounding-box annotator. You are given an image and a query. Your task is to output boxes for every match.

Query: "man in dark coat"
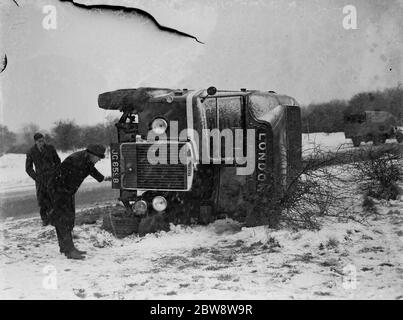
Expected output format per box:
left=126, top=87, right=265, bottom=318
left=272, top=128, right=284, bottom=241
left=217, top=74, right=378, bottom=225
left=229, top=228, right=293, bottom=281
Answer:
left=48, top=144, right=105, bottom=260
left=26, top=132, right=61, bottom=226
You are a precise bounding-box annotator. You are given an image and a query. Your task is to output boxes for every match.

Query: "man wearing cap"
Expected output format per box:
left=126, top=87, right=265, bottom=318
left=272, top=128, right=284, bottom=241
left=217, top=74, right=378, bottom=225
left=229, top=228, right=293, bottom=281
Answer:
left=48, top=144, right=106, bottom=260
left=26, top=133, right=61, bottom=226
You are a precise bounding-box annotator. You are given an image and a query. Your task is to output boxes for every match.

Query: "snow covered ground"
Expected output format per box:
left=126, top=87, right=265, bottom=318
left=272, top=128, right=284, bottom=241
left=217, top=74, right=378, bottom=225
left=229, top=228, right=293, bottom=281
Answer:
left=302, top=131, right=399, bottom=153
left=1, top=133, right=402, bottom=299
left=1, top=195, right=402, bottom=300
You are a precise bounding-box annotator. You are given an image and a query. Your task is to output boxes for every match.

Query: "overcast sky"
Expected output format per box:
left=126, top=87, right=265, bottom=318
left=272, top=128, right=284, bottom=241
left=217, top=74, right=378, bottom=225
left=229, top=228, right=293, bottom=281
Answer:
left=1, top=0, right=402, bottom=131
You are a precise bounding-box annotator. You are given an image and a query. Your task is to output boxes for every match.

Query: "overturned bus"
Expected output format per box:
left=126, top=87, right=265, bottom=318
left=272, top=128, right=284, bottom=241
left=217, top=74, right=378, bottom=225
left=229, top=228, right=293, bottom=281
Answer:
left=98, top=87, right=302, bottom=230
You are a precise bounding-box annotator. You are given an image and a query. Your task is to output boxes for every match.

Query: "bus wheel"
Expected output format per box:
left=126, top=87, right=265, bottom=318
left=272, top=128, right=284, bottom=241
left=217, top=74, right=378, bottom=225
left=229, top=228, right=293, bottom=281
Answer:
left=352, top=137, right=361, bottom=147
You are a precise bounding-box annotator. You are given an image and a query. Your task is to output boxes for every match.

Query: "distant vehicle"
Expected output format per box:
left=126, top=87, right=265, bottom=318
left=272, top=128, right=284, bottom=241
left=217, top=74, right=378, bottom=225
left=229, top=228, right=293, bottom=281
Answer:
left=343, top=110, right=403, bottom=147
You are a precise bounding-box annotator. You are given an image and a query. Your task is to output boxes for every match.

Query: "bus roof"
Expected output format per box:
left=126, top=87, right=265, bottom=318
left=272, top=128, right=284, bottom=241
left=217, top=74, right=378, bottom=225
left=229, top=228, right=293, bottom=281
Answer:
left=98, top=87, right=299, bottom=112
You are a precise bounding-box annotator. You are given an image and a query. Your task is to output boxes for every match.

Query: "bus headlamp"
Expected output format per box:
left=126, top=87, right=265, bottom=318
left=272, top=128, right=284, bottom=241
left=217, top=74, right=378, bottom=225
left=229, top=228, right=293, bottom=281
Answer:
left=152, top=196, right=167, bottom=212
left=133, top=200, right=147, bottom=215
left=151, top=118, right=168, bottom=135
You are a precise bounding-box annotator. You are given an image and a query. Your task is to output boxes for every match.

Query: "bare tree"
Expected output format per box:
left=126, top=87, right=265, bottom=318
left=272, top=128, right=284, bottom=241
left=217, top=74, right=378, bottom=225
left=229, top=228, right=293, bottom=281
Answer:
left=349, top=145, right=402, bottom=201
left=0, top=125, right=16, bottom=154
left=51, top=120, right=82, bottom=152
left=21, top=123, right=39, bottom=146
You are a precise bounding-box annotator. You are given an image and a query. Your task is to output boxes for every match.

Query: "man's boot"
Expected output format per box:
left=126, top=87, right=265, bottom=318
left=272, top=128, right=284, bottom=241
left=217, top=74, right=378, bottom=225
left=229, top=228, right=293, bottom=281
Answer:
left=73, top=246, right=87, bottom=255
left=65, top=249, right=85, bottom=260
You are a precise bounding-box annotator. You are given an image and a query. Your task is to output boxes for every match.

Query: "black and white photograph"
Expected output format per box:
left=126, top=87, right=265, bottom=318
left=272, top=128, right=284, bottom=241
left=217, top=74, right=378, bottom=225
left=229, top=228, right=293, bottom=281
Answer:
left=0, top=0, right=402, bottom=303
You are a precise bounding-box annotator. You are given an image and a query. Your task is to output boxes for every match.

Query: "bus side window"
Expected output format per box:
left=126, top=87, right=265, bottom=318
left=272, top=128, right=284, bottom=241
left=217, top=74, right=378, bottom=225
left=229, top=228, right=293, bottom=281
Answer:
left=203, top=96, right=244, bottom=163
left=204, top=96, right=243, bottom=130
left=204, top=98, right=217, bottom=130
left=217, top=96, right=243, bottom=163
left=218, top=96, right=243, bottom=130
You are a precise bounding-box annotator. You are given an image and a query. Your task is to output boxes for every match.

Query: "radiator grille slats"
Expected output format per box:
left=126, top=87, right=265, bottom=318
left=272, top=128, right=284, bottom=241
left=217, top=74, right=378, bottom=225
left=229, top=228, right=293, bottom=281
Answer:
left=121, top=143, right=188, bottom=190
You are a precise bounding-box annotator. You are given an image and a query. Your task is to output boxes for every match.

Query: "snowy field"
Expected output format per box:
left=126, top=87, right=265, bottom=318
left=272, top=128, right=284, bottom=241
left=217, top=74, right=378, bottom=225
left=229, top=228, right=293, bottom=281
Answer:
left=302, top=131, right=399, bottom=153
left=0, top=133, right=402, bottom=300
left=1, top=195, right=402, bottom=300
left=0, top=151, right=111, bottom=193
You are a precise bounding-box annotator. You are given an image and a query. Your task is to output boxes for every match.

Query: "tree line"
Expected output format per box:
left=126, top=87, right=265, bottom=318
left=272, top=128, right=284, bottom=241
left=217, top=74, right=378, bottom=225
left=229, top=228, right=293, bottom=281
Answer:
left=1, top=85, right=402, bottom=154
left=301, top=85, right=403, bottom=133
left=0, top=118, right=118, bottom=155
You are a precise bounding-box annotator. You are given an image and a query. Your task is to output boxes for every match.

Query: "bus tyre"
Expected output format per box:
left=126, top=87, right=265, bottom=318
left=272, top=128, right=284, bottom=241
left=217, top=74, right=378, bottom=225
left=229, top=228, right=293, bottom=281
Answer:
left=352, top=137, right=361, bottom=147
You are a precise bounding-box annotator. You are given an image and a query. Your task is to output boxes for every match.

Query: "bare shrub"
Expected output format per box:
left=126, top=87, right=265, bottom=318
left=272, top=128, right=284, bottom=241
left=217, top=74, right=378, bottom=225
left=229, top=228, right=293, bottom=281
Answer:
left=263, top=144, right=402, bottom=229
left=350, top=145, right=402, bottom=201
left=267, top=236, right=280, bottom=247
left=326, top=237, right=339, bottom=249
left=273, top=145, right=357, bottom=230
